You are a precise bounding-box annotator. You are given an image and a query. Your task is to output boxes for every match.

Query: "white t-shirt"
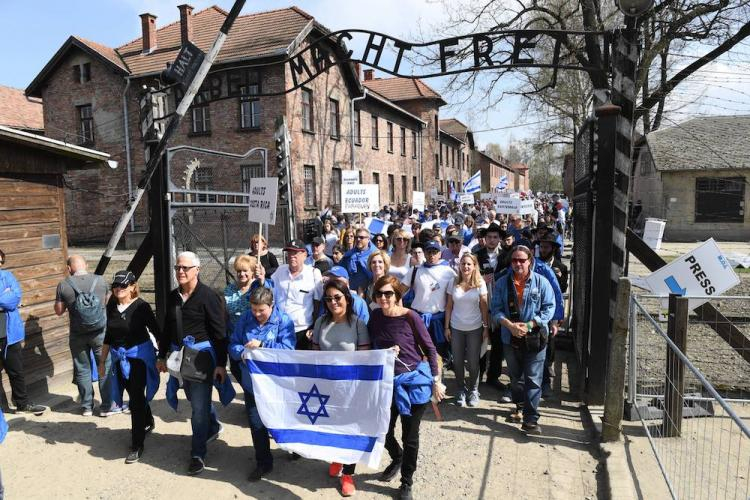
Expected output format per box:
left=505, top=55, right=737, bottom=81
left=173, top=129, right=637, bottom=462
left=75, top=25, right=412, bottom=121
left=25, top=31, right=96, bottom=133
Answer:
left=403, top=264, right=456, bottom=313
left=448, top=281, right=488, bottom=331
left=388, top=261, right=412, bottom=283
left=324, top=231, right=339, bottom=256
left=271, top=264, right=323, bottom=332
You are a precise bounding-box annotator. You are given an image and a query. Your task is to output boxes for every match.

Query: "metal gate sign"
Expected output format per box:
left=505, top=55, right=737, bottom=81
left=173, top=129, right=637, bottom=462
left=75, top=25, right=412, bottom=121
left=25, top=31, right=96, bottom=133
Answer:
left=644, top=238, right=740, bottom=308
left=341, top=184, right=379, bottom=213
left=342, top=170, right=360, bottom=185
left=247, top=177, right=278, bottom=225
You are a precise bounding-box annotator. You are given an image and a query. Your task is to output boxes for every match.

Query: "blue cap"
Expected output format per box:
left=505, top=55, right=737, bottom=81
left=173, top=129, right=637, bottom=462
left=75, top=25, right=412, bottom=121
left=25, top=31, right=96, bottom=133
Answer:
left=326, top=265, right=350, bottom=280
left=424, top=240, right=442, bottom=252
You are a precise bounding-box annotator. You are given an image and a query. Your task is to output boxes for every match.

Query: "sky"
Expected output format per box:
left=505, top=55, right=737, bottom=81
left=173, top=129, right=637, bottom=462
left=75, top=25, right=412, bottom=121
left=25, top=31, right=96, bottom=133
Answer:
left=2, top=0, right=750, bottom=150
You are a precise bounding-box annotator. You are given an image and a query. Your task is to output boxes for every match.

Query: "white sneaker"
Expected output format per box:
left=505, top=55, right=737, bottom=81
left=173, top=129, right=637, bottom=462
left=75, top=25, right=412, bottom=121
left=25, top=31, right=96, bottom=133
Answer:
left=467, top=391, right=480, bottom=407
left=454, top=391, right=466, bottom=407
left=82, top=408, right=93, bottom=417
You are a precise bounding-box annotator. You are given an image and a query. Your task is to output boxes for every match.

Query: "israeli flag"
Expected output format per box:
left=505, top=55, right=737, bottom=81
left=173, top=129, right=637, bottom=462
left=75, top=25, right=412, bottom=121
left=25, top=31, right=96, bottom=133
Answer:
left=246, top=348, right=395, bottom=468
left=496, top=175, right=508, bottom=191
left=463, top=171, right=481, bottom=194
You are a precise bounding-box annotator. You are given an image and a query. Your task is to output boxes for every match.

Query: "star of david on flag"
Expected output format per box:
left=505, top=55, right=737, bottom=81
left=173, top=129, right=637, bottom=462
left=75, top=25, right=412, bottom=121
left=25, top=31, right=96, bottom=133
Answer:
left=246, top=349, right=395, bottom=467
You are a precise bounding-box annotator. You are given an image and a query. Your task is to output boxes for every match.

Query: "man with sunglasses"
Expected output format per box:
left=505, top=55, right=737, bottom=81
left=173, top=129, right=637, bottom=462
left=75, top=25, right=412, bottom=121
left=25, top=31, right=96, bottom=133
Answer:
left=340, top=228, right=376, bottom=294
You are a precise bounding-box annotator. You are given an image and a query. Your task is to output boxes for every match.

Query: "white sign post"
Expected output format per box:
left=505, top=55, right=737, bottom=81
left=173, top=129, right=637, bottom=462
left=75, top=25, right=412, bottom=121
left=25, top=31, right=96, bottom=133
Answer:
left=429, top=187, right=438, bottom=200
left=644, top=238, right=740, bottom=308
left=412, top=191, right=425, bottom=212
left=342, top=170, right=360, bottom=185
left=341, top=184, right=380, bottom=213
left=247, top=177, right=278, bottom=225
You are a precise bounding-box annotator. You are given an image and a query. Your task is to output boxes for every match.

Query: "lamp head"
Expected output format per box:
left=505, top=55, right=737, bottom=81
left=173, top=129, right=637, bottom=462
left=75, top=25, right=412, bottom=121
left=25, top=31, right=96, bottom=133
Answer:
left=617, top=0, right=654, bottom=16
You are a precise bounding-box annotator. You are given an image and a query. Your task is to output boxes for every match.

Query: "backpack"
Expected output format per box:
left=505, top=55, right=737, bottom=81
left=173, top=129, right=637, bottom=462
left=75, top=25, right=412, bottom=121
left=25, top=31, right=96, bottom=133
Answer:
left=66, top=276, right=106, bottom=333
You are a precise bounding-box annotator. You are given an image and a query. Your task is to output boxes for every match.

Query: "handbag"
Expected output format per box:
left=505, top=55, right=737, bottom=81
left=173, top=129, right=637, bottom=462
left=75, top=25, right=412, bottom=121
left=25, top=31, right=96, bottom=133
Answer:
left=174, top=303, right=213, bottom=384
left=506, top=273, right=547, bottom=353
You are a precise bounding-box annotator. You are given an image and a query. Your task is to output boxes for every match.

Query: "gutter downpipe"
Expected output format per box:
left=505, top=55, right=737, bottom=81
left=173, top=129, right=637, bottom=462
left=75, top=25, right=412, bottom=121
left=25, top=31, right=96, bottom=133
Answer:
left=350, top=89, right=368, bottom=170
left=122, top=77, right=135, bottom=231
left=418, top=125, right=423, bottom=191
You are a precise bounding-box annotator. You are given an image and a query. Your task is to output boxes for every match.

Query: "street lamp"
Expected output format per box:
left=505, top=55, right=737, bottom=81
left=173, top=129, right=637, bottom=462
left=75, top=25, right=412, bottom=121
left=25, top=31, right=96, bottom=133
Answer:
left=616, top=0, right=654, bottom=17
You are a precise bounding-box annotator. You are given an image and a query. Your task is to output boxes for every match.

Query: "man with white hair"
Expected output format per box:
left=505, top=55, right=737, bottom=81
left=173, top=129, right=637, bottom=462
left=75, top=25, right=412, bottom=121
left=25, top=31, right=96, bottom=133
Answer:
left=157, top=251, right=230, bottom=476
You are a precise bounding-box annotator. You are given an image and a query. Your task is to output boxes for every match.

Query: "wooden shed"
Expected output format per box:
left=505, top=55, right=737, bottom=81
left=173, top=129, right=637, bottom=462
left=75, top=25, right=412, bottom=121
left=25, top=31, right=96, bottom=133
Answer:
left=0, top=125, right=111, bottom=397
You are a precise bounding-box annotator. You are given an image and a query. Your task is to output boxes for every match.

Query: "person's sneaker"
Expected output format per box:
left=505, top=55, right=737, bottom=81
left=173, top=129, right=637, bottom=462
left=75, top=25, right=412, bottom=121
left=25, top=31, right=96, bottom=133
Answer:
left=144, top=420, right=156, bottom=435
left=522, top=422, right=543, bottom=435
left=329, top=462, right=343, bottom=478
left=248, top=464, right=272, bottom=482
left=122, top=404, right=131, bottom=414
left=454, top=390, right=466, bottom=407
left=508, top=409, right=523, bottom=423
left=82, top=408, right=94, bottom=417
left=17, top=403, right=47, bottom=416
left=499, top=390, right=512, bottom=403
left=399, top=483, right=413, bottom=500
left=125, top=446, right=143, bottom=464
left=380, top=459, right=402, bottom=482
left=188, top=456, right=205, bottom=476
left=99, top=405, right=125, bottom=417
left=340, top=474, right=356, bottom=497
left=467, top=391, right=480, bottom=407
left=207, top=424, right=224, bottom=443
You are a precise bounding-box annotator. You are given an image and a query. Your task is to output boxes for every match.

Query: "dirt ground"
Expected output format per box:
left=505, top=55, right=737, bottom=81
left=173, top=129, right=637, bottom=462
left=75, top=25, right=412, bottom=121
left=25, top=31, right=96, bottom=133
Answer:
left=0, top=351, right=602, bottom=500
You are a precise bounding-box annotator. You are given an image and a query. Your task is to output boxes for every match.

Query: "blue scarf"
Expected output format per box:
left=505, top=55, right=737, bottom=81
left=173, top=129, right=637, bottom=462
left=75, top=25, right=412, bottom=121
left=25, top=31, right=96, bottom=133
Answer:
left=0, top=408, right=7, bottom=444
left=166, top=337, right=236, bottom=410
left=108, top=341, right=160, bottom=408
left=393, top=361, right=432, bottom=416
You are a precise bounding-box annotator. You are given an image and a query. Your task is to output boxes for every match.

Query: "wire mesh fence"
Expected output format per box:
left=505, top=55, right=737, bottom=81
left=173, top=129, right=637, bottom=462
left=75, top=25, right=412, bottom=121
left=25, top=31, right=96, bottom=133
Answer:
left=629, top=295, right=750, bottom=499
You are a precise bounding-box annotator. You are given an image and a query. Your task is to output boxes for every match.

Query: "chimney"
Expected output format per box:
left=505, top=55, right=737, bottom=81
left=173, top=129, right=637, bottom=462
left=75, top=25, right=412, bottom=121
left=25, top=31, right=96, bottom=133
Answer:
left=178, top=4, right=194, bottom=46
left=140, top=13, right=158, bottom=54
left=363, top=69, right=374, bottom=81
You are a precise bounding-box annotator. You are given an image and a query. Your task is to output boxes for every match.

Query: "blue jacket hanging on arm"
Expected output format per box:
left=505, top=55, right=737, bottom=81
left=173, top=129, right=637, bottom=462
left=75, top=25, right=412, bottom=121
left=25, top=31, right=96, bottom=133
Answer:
left=392, top=361, right=433, bottom=416
left=0, top=270, right=24, bottom=355
left=341, top=242, right=376, bottom=292
left=108, top=341, right=160, bottom=408
left=166, top=336, right=236, bottom=410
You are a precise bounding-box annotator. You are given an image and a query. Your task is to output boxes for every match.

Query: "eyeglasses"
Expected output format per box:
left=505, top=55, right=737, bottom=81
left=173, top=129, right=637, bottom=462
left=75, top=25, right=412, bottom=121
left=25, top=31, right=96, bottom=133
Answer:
left=511, top=258, right=529, bottom=264
left=394, top=237, right=406, bottom=242
left=374, top=290, right=396, bottom=299
left=355, top=235, right=368, bottom=240
left=323, top=294, right=345, bottom=303
left=174, top=265, right=197, bottom=272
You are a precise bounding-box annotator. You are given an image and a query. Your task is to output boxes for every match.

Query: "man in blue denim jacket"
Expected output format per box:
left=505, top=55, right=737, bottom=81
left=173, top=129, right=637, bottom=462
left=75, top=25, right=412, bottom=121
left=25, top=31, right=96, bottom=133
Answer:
left=491, top=246, right=555, bottom=434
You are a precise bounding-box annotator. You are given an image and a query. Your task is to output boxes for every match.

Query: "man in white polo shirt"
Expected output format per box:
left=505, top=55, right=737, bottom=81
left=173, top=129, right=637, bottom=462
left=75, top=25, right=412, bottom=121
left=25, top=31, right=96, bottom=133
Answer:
left=271, top=239, right=323, bottom=350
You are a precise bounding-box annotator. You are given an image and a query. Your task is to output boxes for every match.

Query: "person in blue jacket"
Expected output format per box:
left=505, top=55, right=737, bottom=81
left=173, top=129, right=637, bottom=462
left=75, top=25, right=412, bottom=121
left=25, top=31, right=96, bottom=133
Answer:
left=230, top=285, right=296, bottom=482
left=0, top=249, right=46, bottom=415
left=491, top=245, right=555, bottom=435
left=340, top=227, right=376, bottom=293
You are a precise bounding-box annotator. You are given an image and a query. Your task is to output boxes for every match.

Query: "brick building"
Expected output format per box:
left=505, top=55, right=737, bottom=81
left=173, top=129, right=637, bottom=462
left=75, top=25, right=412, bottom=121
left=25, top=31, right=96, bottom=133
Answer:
left=471, top=149, right=517, bottom=193
left=26, top=4, right=512, bottom=245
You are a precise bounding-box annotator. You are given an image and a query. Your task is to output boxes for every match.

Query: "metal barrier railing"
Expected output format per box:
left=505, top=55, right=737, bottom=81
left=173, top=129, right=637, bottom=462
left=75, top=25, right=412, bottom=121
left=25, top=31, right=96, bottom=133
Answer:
left=629, top=295, right=750, bottom=499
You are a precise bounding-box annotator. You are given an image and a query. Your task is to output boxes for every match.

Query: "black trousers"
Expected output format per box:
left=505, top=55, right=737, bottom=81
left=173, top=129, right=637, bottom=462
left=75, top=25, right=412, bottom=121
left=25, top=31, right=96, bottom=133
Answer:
left=117, top=358, right=153, bottom=449
left=479, top=327, right=503, bottom=383
left=384, top=401, right=427, bottom=486
left=0, top=338, right=28, bottom=407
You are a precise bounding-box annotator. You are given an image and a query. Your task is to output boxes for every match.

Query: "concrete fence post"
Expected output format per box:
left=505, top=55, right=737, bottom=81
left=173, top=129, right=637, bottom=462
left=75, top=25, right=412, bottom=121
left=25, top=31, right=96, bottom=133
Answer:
left=602, top=277, right=631, bottom=442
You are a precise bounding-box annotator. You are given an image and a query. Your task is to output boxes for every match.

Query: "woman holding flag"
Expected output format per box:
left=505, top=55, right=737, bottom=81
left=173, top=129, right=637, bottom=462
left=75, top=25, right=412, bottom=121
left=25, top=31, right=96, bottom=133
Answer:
left=312, top=279, right=370, bottom=496
left=368, top=275, right=444, bottom=500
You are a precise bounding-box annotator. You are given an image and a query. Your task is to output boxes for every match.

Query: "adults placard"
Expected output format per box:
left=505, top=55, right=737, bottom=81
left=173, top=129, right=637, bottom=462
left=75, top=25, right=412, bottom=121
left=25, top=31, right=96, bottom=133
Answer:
left=644, top=238, right=740, bottom=308
left=342, top=170, right=360, bottom=185
left=494, top=196, right=534, bottom=215
left=247, top=177, right=278, bottom=225
left=459, top=193, right=475, bottom=205
left=412, top=191, right=425, bottom=212
left=341, top=184, right=379, bottom=213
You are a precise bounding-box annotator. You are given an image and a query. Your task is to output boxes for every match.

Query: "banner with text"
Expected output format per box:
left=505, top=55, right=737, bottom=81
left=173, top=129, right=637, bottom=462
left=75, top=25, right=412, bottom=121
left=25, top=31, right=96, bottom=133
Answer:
left=342, top=170, right=360, bottom=185
left=412, top=191, right=425, bottom=212
left=247, top=177, right=278, bottom=225
left=494, top=196, right=535, bottom=215
left=342, top=184, right=380, bottom=213
left=459, top=193, right=475, bottom=205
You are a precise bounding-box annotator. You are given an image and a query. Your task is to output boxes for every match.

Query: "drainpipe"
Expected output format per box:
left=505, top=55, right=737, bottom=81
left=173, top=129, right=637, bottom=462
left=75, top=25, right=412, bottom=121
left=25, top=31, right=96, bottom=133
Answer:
left=418, top=124, right=424, bottom=191
left=350, top=89, right=368, bottom=170
left=122, top=77, right=135, bottom=231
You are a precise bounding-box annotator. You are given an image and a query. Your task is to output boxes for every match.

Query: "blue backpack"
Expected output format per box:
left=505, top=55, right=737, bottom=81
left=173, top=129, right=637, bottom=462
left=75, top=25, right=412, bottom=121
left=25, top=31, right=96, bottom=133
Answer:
left=66, top=276, right=106, bottom=333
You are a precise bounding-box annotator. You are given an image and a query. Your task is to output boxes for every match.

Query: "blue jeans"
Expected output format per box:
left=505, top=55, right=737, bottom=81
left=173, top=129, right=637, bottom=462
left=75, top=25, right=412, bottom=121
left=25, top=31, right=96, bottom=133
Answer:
left=504, top=344, right=546, bottom=424
left=244, top=391, right=272, bottom=468
left=69, top=330, right=112, bottom=411
left=183, top=378, right=220, bottom=459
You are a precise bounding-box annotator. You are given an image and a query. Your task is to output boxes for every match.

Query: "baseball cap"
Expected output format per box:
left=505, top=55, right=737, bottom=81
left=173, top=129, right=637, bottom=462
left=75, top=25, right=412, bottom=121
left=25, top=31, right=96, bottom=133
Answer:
left=311, top=236, right=325, bottom=246
left=447, top=234, right=462, bottom=243
left=111, top=270, right=136, bottom=287
left=283, top=239, right=307, bottom=252
left=325, top=266, right=350, bottom=280
left=424, top=240, right=442, bottom=253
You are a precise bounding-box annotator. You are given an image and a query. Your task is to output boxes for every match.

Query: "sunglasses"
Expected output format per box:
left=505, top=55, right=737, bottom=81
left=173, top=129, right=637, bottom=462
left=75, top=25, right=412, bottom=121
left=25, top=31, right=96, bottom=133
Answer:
left=355, top=235, right=369, bottom=240
left=323, top=294, right=345, bottom=303
left=174, top=265, right=197, bottom=272
left=374, top=290, right=396, bottom=299
left=394, top=237, right=407, bottom=242
left=511, top=258, right=529, bottom=264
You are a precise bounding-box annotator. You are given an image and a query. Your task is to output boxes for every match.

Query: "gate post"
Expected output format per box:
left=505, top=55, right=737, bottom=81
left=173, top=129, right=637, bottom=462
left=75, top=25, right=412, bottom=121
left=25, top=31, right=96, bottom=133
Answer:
left=603, top=277, right=631, bottom=442
left=663, top=294, right=688, bottom=438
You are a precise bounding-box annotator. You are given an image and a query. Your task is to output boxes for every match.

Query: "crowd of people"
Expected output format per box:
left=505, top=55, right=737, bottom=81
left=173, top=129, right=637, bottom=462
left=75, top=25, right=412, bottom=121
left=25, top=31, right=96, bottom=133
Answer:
left=1, top=192, right=570, bottom=500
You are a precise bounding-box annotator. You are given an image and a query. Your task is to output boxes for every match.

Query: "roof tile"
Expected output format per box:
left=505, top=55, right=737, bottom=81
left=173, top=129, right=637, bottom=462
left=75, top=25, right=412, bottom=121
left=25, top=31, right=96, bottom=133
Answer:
left=364, top=77, right=444, bottom=104
left=0, top=85, right=43, bottom=131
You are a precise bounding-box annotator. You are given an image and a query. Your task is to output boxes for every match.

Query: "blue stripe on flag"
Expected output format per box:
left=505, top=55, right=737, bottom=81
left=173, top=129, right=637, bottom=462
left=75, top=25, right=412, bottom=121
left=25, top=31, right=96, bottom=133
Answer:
left=249, top=360, right=384, bottom=381
left=269, top=428, right=377, bottom=452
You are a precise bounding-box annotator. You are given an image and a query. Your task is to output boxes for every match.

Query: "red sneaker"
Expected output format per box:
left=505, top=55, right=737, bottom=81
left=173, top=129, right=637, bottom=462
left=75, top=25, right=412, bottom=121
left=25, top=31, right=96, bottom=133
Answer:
left=329, top=462, right=343, bottom=477
left=340, top=474, right=356, bottom=496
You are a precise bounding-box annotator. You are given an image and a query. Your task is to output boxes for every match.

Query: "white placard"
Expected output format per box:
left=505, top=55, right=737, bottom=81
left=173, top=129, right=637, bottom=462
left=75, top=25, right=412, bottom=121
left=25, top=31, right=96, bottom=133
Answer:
left=412, top=191, right=425, bottom=212
left=341, top=184, right=380, bottom=213
left=247, top=177, right=278, bottom=225
left=435, top=194, right=446, bottom=202
left=480, top=193, right=493, bottom=200
left=494, top=196, right=534, bottom=215
left=460, top=193, right=475, bottom=205
left=644, top=238, right=741, bottom=308
left=342, top=170, right=360, bottom=185
left=429, top=187, right=438, bottom=199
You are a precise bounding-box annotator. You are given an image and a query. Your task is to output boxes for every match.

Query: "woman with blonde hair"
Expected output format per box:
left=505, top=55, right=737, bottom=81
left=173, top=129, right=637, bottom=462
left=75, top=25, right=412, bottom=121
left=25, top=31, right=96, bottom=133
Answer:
left=249, top=234, right=279, bottom=276
left=444, top=253, right=489, bottom=407
left=340, top=227, right=356, bottom=252
left=388, top=229, right=412, bottom=282
left=363, top=250, right=391, bottom=309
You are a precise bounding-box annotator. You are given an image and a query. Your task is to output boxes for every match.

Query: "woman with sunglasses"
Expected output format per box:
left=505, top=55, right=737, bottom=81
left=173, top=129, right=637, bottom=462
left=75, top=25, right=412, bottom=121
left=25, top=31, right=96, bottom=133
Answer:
left=372, top=234, right=388, bottom=251
left=312, top=279, right=370, bottom=497
left=388, top=229, right=412, bottom=282
left=363, top=250, right=390, bottom=309
left=249, top=234, right=279, bottom=276
left=98, top=270, right=160, bottom=464
left=368, top=275, right=443, bottom=500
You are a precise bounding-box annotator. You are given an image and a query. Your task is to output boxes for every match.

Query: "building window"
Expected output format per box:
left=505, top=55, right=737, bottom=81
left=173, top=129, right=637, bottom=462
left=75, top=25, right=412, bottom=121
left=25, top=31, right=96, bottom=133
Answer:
left=387, top=122, right=394, bottom=153
left=434, top=154, right=439, bottom=178
left=77, top=104, right=94, bottom=145
left=304, top=165, right=317, bottom=206
left=192, top=168, right=217, bottom=203
left=440, top=180, right=444, bottom=194
left=191, top=90, right=211, bottom=135
left=695, top=177, right=745, bottom=223
left=400, top=127, right=406, bottom=156
left=240, top=163, right=264, bottom=193
left=72, top=63, right=91, bottom=83
left=301, top=88, right=313, bottom=132
left=331, top=168, right=342, bottom=206
left=329, top=98, right=340, bottom=139
left=373, top=172, right=380, bottom=186
left=401, top=175, right=407, bottom=201
left=371, top=115, right=379, bottom=149
left=413, top=176, right=417, bottom=191
left=353, top=109, right=361, bottom=145
left=388, top=174, right=395, bottom=203
left=239, top=83, right=261, bottom=130
left=440, top=143, right=443, bottom=165
left=412, top=131, right=417, bottom=159
left=434, top=115, right=439, bottom=140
